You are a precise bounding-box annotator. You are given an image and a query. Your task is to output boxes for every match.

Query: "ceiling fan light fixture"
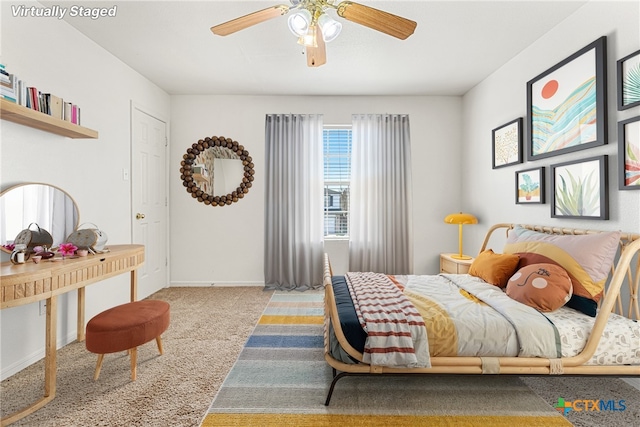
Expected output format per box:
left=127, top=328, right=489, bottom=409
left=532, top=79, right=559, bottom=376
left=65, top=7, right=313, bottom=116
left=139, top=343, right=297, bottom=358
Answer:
left=287, top=9, right=312, bottom=37
left=211, top=1, right=417, bottom=68
left=318, top=13, right=342, bottom=42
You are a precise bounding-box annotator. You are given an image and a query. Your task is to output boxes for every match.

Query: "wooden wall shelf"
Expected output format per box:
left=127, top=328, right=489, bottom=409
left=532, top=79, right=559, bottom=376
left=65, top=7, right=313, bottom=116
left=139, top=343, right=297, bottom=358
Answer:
left=0, top=98, right=99, bottom=139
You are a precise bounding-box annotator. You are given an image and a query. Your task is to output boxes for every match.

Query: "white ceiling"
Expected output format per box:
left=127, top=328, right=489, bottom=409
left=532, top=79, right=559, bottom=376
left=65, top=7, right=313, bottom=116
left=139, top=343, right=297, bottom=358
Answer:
left=42, top=0, right=588, bottom=96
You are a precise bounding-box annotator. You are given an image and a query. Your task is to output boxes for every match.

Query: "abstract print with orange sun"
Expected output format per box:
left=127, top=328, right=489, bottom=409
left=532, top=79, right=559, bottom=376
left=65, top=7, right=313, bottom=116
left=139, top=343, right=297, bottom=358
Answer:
left=530, top=48, right=598, bottom=157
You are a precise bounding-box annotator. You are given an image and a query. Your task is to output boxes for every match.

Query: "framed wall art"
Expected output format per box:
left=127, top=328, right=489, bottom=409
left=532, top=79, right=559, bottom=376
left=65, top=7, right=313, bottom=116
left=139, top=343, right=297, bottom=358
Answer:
left=516, top=167, right=544, bottom=204
left=618, top=116, right=640, bottom=190
left=617, top=49, right=640, bottom=110
left=527, top=36, right=607, bottom=161
left=492, top=118, right=522, bottom=169
left=551, top=155, right=608, bottom=220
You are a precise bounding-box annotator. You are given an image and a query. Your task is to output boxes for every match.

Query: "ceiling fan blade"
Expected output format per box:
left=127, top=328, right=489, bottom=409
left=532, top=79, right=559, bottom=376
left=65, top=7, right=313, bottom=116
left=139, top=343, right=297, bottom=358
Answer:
left=336, top=1, right=417, bottom=40
left=306, top=26, right=326, bottom=67
left=211, top=5, right=290, bottom=36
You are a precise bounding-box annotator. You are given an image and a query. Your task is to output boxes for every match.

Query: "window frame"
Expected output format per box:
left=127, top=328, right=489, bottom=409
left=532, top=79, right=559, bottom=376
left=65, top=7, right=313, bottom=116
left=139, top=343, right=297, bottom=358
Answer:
left=323, top=124, right=352, bottom=240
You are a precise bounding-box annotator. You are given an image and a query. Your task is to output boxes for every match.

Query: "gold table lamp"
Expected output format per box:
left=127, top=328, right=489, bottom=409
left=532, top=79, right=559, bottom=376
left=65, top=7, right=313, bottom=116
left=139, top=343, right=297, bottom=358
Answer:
left=444, top=212, right=478, bottom=260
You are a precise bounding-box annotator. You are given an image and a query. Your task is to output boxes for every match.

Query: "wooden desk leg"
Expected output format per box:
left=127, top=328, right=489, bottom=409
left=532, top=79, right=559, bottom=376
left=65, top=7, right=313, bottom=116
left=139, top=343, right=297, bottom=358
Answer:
left=77, top=287, right=86, bottom=342
left=130, top=269, right=138, bottom=302
left=44, top=295, right=58, bottom=398
left=1, top=297, right=59, bottom=425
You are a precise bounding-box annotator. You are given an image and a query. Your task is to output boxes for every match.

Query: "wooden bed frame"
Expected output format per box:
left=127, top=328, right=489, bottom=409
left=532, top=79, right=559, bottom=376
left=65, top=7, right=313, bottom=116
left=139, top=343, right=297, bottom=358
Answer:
left=322, top=223, right=640, bottom=405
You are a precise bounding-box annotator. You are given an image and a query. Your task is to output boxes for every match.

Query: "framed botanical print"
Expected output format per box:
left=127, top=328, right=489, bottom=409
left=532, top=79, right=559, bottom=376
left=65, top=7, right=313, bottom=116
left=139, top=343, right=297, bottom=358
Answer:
left=516, top=167, right=544, bottom=204
left=551, top=155, right=608, bottom=220
left=617, top=49, right=640, bottom=110
left=492, top=118, right=522, bottom=169
left=618, top=116, right=640, bottom=190
left=527, top=36, right=607, bottom=161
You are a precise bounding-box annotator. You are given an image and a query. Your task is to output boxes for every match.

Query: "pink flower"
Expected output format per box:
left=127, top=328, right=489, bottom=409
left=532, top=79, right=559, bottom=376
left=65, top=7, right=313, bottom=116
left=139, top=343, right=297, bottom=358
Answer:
left=2, top=243, right=15, bottom=251
left=59, top=243, right=78, bottom=256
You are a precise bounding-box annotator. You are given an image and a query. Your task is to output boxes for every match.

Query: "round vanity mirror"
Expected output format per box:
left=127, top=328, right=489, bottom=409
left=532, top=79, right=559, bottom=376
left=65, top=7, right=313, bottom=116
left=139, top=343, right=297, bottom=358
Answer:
left=180, top=136, right=255, bottom=206
left=0, top=183, right=80, bottom=253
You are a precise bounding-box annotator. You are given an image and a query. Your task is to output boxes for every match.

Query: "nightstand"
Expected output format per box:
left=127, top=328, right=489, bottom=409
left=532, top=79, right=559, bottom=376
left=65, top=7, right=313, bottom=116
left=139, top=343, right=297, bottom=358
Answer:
left=440, top=253, right=474, bottom=274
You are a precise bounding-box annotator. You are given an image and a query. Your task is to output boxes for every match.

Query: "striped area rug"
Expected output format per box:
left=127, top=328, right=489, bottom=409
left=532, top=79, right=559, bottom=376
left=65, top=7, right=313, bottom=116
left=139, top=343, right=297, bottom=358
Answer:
left=200, top=291, right=571, bottom=426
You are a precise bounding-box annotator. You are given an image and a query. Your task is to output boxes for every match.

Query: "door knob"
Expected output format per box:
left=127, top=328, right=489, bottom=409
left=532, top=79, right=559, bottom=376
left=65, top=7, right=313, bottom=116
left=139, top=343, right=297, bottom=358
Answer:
left=136, top=213, right=146, bottom=220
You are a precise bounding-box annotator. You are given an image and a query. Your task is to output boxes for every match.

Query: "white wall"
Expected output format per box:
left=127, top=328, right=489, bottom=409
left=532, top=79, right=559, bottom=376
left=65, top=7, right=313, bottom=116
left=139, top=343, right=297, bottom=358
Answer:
left=462, top=0, right=640, bottom=252
left=0, top=1, right=170, bottom=379
left=170, top=96, right=463, bottom=283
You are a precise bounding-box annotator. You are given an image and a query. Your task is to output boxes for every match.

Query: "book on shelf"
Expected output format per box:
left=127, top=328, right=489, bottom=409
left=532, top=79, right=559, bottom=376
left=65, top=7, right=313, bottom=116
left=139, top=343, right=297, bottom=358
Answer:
left=60, top=102, right=80, bottom=125
left=47, top=94, right=63, bottom=119
left=17, top=80, right=27, bottom=106
left=0, top=64, right=83, bottom=125
left=1, top=74, right=18, bottom=103
left=28, top=87, right=40, bottom=111
left=64, top=102, right=72, bottom=122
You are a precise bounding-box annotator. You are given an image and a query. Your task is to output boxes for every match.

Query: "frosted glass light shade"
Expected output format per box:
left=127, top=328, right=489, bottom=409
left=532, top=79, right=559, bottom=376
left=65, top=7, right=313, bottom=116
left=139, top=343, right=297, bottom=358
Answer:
left=288, top=9, right=312, bottom=37
left=318, top=14, right=342, bottom=42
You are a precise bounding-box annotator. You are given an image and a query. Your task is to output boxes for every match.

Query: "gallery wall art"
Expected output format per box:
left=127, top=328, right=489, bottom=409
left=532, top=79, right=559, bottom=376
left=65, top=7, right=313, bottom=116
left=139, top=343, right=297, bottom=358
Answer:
left=618, top=116, right=640, bottom=190
left=527, top=37, right=607, bottom=161
left=492, top=118, right=522, bottom=169
left=516, top=167, right=544, bottom=204
left=617, top=49, right=640, bottom=110
left=551, top=155, right=608, bottom=220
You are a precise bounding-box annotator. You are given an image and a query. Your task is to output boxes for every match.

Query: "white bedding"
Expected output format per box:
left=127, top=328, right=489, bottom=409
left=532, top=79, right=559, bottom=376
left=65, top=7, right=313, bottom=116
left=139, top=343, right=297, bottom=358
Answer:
left=545, top=308, right=640, bottom=365
left=398, top=273, right=639, bottom=365
left=401, top=274, right=561, bottom=359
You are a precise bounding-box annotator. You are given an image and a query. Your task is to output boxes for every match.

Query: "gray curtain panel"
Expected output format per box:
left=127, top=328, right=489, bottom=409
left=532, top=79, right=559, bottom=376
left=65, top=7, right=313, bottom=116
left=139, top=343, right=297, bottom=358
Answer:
left=349, top=114, right=414, bottom=274
left=264, top=114, right=324, bottom=290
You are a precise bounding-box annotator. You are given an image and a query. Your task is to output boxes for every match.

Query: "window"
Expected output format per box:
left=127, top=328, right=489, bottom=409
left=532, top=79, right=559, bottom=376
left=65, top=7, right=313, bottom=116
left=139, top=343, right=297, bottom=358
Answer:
left=323, top=126, right=352, bottom=237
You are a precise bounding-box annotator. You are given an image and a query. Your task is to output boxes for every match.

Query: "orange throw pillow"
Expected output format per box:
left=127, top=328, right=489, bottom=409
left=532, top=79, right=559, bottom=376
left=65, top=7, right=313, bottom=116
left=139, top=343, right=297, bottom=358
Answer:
left=506, top=263, right=573, bottom=312
left=468, top=249, right=520, bottom=288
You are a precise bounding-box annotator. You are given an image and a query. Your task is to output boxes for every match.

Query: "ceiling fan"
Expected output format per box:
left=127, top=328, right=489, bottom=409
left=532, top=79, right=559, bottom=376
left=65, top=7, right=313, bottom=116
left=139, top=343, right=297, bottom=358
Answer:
left=210, top=0, right=417, bottom=67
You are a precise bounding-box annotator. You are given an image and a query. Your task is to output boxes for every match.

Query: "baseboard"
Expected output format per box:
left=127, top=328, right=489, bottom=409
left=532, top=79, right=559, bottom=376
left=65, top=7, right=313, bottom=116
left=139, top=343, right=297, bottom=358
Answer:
left=1, top=330, right=77, bottom=381
left=170, top=281, right=264, bottom=287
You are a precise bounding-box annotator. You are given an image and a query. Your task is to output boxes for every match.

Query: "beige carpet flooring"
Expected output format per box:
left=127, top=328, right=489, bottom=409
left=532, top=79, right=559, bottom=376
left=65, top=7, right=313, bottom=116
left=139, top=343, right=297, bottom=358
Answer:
left=2, top=286, right=639, bottom=426
left=1, top=287, right=273, bottom=426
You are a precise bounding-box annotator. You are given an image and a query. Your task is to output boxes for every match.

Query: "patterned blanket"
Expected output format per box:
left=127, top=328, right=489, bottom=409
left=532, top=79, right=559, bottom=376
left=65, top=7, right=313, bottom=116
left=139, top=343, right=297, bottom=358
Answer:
left=345, top=272, right=430, bottom=368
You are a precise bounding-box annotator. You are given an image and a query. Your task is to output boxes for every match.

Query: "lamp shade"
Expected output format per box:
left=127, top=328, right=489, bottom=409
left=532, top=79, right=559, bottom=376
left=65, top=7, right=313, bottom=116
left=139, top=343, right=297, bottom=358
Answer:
left=444, top=212, right=478, bottom=225
left=287, top=9, right=312, bottom=37
left=318, top=13, right=342, bottom=42
left=444, top=212, right=478, bottom=260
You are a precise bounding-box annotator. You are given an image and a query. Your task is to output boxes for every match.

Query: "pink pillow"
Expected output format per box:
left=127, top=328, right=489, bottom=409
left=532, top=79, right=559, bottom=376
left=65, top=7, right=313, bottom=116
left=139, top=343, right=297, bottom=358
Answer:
left=503, top=225, right=620, bottom=316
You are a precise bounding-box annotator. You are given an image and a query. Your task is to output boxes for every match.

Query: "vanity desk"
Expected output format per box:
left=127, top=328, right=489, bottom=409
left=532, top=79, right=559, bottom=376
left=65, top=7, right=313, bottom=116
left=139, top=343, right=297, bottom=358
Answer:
left=0, top=244, right=145, bottom=426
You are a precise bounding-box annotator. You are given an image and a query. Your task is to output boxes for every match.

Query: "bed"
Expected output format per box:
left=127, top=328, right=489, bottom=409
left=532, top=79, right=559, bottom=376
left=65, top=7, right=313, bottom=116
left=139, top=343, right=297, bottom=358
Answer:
left=322, top=223, right=640, bottom=405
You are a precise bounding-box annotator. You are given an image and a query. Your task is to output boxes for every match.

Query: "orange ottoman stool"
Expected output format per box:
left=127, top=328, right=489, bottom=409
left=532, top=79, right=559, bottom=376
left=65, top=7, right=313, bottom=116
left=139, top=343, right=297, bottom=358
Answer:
left=86, top=300, right=170, bottom=381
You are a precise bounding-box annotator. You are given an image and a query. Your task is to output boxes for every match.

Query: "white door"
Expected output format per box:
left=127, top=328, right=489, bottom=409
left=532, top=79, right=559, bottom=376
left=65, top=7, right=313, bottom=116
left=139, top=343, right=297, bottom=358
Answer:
left=131, top=105, right=168, bottom=298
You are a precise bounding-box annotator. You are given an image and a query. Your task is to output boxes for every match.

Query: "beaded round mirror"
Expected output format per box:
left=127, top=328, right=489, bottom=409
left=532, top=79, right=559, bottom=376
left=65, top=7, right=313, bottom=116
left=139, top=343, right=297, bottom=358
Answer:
left=180, top=136, right=255, bottom=206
